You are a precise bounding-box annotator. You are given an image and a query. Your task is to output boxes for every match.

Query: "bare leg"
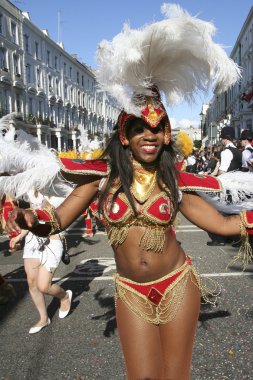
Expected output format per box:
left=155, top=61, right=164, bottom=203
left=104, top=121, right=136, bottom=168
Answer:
left=116, top=298, right=164, bottom=379
left=24, top=258, right=48, bottom=326
left=115, top=278, right=200, bottom=380
left=36, top=265, right=70, bottom=312
left=159, top=278, right=200, bottom=380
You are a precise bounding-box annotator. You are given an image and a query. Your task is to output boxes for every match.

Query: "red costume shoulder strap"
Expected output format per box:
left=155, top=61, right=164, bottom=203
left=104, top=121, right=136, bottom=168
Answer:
left=178, top=172, right=222, bottom=193
left=59, top=158, right=109, bottom=176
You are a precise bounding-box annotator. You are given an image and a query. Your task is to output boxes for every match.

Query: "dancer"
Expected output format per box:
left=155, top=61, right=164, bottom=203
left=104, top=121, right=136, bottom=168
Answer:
left=7, top=106, right=253, bottom=377
left=3, top=4, right=253, bottom=379
left=82, top=208, right=94, bottom=238
left=0, top=192, right=21, bottom=253
left=9, top=189, right=72, bottom=334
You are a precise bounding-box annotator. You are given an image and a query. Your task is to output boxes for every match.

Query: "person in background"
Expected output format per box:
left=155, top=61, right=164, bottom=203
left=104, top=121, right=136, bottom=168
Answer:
left=207, top=126, right=242, bottom=246
left=217, top=126, right=242, bottom=175
left=205, top=150, right=221, bottom=176
left=239, top=129, right=253, bottom=172
left=185, top=150, right=197, bottom=173
left=9, top=189, right=72, bottom=334
left=208, top=127, right=241, bottom=245
left=0, top=192, right=21, bottom=253
left=195, top=150, right=206, bottom=174
left=210, top=151, right=221, bottom=176
left=82, top=208, right=94, bottom=238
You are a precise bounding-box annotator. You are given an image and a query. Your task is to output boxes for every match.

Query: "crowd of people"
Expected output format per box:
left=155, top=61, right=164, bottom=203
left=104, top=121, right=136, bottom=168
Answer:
left=184, top=126, right=253, bottom=248
left=185, top=127, right=253, bottom=177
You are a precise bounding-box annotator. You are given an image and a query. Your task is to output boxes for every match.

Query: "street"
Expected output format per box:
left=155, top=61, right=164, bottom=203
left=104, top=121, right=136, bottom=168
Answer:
left=0, top=215, right=252, bottom=380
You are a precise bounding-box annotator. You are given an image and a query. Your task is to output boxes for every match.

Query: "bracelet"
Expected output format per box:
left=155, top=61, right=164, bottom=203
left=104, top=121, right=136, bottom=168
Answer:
left=26, top=208, right=39, bottom=223
left=26, top=207, right=61, bottom=235
left=228, top=211, right=253, bottom=270
left=240, top=210, right=253, bottom=229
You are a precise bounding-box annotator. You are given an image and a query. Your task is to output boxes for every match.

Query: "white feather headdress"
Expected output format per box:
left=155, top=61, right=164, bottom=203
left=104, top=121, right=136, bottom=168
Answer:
left=96, top=3, right=241, bottom=115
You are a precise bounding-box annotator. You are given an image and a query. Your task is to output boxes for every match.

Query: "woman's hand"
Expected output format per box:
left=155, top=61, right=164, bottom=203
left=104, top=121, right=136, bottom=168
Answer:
left=5, top=208, right=38, bottom=236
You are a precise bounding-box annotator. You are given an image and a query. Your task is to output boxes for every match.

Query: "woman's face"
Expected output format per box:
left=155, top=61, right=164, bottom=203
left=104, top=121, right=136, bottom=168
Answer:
left=126, top=119, right=164, bottom=164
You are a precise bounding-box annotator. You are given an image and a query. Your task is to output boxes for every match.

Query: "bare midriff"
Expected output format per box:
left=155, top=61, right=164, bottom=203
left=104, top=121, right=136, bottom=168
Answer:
left=111, top=226, right=186, bottom=283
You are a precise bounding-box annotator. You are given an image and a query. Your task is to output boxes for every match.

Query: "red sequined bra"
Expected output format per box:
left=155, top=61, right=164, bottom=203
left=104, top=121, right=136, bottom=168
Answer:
left=102, top=187, right=175, bottom=253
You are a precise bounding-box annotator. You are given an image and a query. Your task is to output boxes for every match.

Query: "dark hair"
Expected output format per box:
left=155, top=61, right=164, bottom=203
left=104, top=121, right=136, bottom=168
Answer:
left=213, top=151, right=221, bottom=160
left=99, top=118, right=179, bottom=218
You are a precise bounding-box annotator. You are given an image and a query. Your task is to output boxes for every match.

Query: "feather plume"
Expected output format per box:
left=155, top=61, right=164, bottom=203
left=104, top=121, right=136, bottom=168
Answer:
left=174, top=131, right=193, bottom=158
left=96, top=3, right=241, bottom=115
left=0, top=113, right=73, bottom=198
left=198, top=171, right=253, bottom=214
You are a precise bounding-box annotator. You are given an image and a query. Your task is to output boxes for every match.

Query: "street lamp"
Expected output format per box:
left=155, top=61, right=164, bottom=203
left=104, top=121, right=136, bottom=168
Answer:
left=199, top=111, right=204, bottom=139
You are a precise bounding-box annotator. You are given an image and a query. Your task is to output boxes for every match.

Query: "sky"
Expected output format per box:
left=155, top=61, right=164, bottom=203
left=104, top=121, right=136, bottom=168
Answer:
left=15, top=0, right=253, bottom=130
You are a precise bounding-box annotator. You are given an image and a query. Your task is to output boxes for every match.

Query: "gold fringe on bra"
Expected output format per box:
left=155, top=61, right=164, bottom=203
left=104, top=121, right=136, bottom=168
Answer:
left=107, top=225, right=167, bottom=252
left=107, top=226, right=129, bottom=248
left=139, top=226, right=166, bottom=253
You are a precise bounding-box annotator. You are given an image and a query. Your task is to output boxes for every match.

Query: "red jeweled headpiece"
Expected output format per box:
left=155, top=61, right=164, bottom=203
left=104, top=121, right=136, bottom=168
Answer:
left=117, top=88, right=171, bottom=146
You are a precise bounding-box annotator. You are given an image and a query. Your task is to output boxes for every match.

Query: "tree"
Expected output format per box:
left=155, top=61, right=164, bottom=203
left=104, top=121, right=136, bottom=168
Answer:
left=194, top=140, right=202, bottom=149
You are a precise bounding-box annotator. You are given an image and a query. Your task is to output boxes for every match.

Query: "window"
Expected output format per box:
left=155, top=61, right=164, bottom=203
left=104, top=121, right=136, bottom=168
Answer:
left=16, top=93, right=21, bottom=112
left=28, top=97, right=33, bottom=114
left=26, top=63, right=31, bottom=83
left=3, top=89, right=10, bottom=114
left=13, top=54, right=20, bottom=75
left=64, top=84, right=67, bottom=99
left=47, top=50, right=51, bottom=66
left=24, top=34, right=29, bottom=53
left=69, top=66, right=72, bottom=78
left=77, top=71, right=79, bottom=84
left=36, top=67, right=41, bottom=87
left=38, top=100, right=43, bottom=116
left=56, top=106, right=60, bottom=124
left=56, top=78, right=59, bottom=95
left=11, top=21, right=17, bottom=44
left=35, top=41, right=39, bottom=59
left=70, top=87, right=73, bottom=102
left=48, top=75, right=53, bottom=92
left=81, top=75, right=84, bottom=87
left=54, top=56, right=58, bottom=70
left=0, top=47, right=7, bottom=70
left=0, top=14, right=3, bottom=35
left=63, top=62, right=66, bottom=75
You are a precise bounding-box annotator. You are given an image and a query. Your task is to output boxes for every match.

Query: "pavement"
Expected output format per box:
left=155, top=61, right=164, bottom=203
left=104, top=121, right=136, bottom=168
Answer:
left=0, top=215, right=253, bottom=380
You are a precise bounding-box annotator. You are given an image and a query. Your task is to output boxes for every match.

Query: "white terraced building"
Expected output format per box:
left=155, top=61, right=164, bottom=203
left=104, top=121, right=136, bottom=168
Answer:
left=0, top=0, right=120, bottom=150
left=201, top=6, right=253, bottom=145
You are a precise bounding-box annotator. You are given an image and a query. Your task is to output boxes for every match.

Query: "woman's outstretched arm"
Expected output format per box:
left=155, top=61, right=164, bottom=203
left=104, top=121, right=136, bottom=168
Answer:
left=5, top=175, right=102, bottom=236
left=55, top=176, right=101, bottom=230
left=179, top=192, right=240, bottom=236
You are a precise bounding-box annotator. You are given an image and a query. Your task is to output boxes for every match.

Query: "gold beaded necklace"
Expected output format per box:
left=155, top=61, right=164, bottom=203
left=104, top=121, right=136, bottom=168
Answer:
left=130, top=160, right=157, bottom=203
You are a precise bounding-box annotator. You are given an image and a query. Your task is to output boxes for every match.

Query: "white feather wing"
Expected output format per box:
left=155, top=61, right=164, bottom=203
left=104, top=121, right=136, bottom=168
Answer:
left=0, top=117, right=73, bottom=198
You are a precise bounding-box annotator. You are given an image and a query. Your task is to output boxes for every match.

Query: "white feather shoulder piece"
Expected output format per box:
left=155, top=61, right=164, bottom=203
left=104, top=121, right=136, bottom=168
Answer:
left=198, top=171, right=253, bottom=214
left=96, top=3, right=241, bottom=115
left=0, top=114, right=72, bottom=199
